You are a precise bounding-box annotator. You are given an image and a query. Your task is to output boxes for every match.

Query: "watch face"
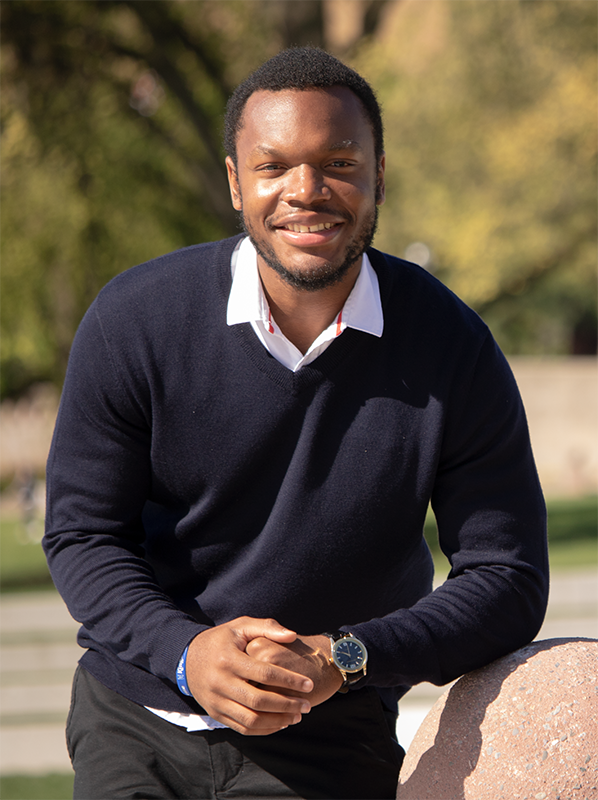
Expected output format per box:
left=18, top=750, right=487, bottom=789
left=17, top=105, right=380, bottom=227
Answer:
left=332, top=637, right=368, bottom=673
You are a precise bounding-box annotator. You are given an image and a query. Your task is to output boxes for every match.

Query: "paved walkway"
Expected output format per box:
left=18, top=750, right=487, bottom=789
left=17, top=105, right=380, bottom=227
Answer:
left=1, top=570, right=596, bottom=775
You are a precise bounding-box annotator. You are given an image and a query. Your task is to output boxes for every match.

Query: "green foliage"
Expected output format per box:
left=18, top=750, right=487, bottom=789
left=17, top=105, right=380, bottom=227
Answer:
left=1, top=0, right=278, bottom=397
left=355, top=1, right=597, bottom=355
left=2, top=90, right=200, bottom=392
left=0, top=773, right=74, bottom=800
left=1, top=0, right=351, bottom=398
left=2, top=1, right=596, bottom=398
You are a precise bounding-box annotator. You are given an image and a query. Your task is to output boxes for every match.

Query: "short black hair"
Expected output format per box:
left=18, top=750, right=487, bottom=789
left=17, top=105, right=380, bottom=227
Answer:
left=224, top=47, right=384, bottom=167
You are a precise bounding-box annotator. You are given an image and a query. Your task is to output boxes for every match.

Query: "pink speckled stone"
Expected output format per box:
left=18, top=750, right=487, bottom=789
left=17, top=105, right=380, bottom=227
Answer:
left=397, top=638, right=598, bottom=800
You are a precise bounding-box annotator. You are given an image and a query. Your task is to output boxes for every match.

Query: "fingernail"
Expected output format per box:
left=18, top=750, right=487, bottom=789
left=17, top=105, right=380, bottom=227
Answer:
left=300, top=702, right=311, bottom=714
left=301, top=680, right=313, bottom=692
left=292, top=715, right=302, bottom=725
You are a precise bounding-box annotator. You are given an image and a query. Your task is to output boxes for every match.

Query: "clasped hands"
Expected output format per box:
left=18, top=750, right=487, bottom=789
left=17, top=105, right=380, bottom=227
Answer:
left=186, top=616, right=343, bottom=736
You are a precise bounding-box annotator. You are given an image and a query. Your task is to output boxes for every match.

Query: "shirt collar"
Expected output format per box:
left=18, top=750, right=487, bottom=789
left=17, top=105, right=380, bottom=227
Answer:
left=227, top=236, right=383, bottom=337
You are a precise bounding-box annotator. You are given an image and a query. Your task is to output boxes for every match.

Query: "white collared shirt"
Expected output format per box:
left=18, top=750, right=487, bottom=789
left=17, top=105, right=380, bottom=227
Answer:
left=227, top=236, right=384, bottom=370
left=146, top=236, right=385, bottom=732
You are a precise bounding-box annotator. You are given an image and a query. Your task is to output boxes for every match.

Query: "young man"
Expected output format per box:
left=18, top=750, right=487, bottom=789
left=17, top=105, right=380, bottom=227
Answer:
left=44, top=47, right=548, bottom=799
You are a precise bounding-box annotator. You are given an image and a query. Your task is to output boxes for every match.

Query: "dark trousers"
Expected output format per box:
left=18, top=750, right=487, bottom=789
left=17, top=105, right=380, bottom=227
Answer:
left=66, top=666, right=404, bottom=799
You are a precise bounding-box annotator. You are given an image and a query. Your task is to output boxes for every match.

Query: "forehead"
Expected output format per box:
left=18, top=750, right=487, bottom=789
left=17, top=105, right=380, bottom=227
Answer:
left=236, top=87, right=375, bottom=159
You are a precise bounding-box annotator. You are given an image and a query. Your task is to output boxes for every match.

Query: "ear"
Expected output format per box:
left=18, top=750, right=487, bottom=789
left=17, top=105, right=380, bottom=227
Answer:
left=376, top=152, right=386, bottom=206
left=226, top=156, right=243, bottom=211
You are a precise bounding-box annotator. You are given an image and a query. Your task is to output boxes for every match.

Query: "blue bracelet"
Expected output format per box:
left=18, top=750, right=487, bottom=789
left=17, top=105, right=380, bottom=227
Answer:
left=176, top=645, right=192, bottom=696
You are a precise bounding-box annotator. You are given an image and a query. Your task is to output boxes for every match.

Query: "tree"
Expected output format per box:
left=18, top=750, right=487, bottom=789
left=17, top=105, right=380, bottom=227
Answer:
left=1, top=0, right=392, bottom=397
left=1, top=2, right=225, bottom=394
left=355, top=0, right=597, bottom=354
left=2, top=0, right=595, bottom=398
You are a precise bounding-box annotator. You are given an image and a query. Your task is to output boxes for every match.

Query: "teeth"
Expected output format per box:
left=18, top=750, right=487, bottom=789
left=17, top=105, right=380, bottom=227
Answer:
left=286, top=222, right=335, bottom=233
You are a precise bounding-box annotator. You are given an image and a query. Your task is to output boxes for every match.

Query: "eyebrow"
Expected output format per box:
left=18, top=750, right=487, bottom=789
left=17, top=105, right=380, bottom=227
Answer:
left=252, top=140, right=364, bottom=156
left=330, top=140, right=363, bottom=152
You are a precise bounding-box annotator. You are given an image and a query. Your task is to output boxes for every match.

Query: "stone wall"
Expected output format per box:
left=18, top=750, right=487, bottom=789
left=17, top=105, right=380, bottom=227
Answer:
left=509, top=357, right=597, bottom=497
left=0, top=383, right=59, bottom=484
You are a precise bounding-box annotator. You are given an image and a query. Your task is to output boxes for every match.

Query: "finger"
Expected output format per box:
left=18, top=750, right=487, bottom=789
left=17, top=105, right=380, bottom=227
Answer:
left=196, top=679, right=309, bottom=731
left=234, top=617, right=298, bottom=646
left=199, top=654, right=312, bottom=716
left=245, top=636, right=278, bottom=656
left=238, top=652, right=314, bottom=695
left=215, top=705, right=304, bottom=736
left=208, top=686, right=309, bottom=736
left=201, top=679, right=308, bottom=735
left=200, top=660, right=310, bottom=716
left=228, top=673, right=311, bottom=715
left=205, top=639, right=313, bottom=695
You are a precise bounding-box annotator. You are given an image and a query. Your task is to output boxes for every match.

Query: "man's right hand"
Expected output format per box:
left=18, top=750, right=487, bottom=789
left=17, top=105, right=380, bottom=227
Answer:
left=185, top=617, right=314, bottom=736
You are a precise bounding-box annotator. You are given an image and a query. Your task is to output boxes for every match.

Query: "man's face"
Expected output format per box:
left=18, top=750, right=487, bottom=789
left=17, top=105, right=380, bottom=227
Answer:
left=226, top=87, right=385, bottom=292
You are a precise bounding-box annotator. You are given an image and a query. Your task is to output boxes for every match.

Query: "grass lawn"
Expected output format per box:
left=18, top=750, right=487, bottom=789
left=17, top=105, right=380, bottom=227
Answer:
left=0, top=516, right=53, bottom=591
left=424, top=494, right=597, bottom=577
left=0, top=773, right=74, bottom=800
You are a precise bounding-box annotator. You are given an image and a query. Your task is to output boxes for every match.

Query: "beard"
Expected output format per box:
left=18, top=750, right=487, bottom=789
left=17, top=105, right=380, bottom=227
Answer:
left=240, top=206, right=379, bottom=293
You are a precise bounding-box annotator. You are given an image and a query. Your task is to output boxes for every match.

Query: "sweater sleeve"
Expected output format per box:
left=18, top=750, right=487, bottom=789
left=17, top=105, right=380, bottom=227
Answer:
left=349, top=332, right=549, bottom=688
left=43, top=301, right=206, bottom=685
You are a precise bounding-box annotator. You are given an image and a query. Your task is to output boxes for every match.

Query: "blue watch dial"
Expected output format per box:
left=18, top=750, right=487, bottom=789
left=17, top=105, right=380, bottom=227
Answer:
left=333, top=637, right=367, bottom=672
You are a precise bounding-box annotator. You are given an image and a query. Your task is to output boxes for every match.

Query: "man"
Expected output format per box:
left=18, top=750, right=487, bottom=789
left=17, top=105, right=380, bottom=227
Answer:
left=44, top=47, right=548, bottom=799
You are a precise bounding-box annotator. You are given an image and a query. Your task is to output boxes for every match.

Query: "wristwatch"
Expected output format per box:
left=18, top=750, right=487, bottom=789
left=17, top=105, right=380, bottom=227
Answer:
left=323, top=631, right=368, bottom=693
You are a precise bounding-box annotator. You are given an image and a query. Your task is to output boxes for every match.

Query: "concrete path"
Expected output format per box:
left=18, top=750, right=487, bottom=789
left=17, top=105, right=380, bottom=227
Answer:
left=1, top=593, right=79, bottom=775
left=1, top=570, right=596, bottom=775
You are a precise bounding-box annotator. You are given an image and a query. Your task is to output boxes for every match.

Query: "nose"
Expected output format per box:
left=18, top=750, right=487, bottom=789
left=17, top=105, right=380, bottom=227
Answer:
left=282, top=164, right=331, bottom=206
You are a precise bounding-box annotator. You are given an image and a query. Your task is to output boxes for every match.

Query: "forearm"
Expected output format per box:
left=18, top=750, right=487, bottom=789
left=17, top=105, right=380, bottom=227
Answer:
left=352, top=333, right=549, bottom=688
left=350, top=560, right=548, bottom=688
left=42, top=300, right=204, bottom=680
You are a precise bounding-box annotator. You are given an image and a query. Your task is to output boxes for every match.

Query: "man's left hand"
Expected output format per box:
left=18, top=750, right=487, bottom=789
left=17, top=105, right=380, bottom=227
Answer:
left=245, top=634, right=343, bottom=705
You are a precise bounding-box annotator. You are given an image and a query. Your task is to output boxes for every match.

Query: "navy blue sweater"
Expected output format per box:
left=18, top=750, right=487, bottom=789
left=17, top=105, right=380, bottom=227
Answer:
left=44, top=235, right=548, bottom=715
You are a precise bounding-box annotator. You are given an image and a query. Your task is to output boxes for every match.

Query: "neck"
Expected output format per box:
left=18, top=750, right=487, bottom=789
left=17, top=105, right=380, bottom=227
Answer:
left=258, top=258, right=362, bottom=354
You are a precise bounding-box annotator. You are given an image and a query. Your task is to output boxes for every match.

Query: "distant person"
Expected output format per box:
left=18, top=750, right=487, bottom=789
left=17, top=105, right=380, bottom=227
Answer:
left=44, top=47, right=548, bottom=799
left=17, top=469, right=43, bottom=543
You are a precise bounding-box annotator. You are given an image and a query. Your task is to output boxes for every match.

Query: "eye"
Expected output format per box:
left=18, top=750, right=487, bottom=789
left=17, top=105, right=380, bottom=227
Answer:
left=257, top=163, right=285, bottom=173
left=328, top=160, right=353, bottom=168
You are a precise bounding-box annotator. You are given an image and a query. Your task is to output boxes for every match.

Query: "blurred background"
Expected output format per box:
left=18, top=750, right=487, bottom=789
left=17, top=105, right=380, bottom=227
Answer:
left=1, top=1, right=596, bottom=797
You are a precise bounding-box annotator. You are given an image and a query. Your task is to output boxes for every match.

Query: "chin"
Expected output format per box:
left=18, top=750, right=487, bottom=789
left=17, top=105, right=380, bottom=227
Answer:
left=243, top=209, right=378, bottom=293
left=257, top=244, right=358, bottom=292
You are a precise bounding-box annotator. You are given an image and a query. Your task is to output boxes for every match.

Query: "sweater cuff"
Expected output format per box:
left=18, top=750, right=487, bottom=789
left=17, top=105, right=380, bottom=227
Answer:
left=146, top=616, right=209, bottom=685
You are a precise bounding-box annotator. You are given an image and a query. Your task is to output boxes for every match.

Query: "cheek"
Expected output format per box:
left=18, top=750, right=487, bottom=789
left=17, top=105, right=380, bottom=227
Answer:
left=333, top=179, right=376, bottom=210
left=255, top=184, right=281, bottom=206
left=239, top=176, right=281, bottom=208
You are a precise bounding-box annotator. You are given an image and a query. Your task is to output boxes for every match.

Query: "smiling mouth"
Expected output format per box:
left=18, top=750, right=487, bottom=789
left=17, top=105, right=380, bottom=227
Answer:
left=280, top=222, right=339, bottom=233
